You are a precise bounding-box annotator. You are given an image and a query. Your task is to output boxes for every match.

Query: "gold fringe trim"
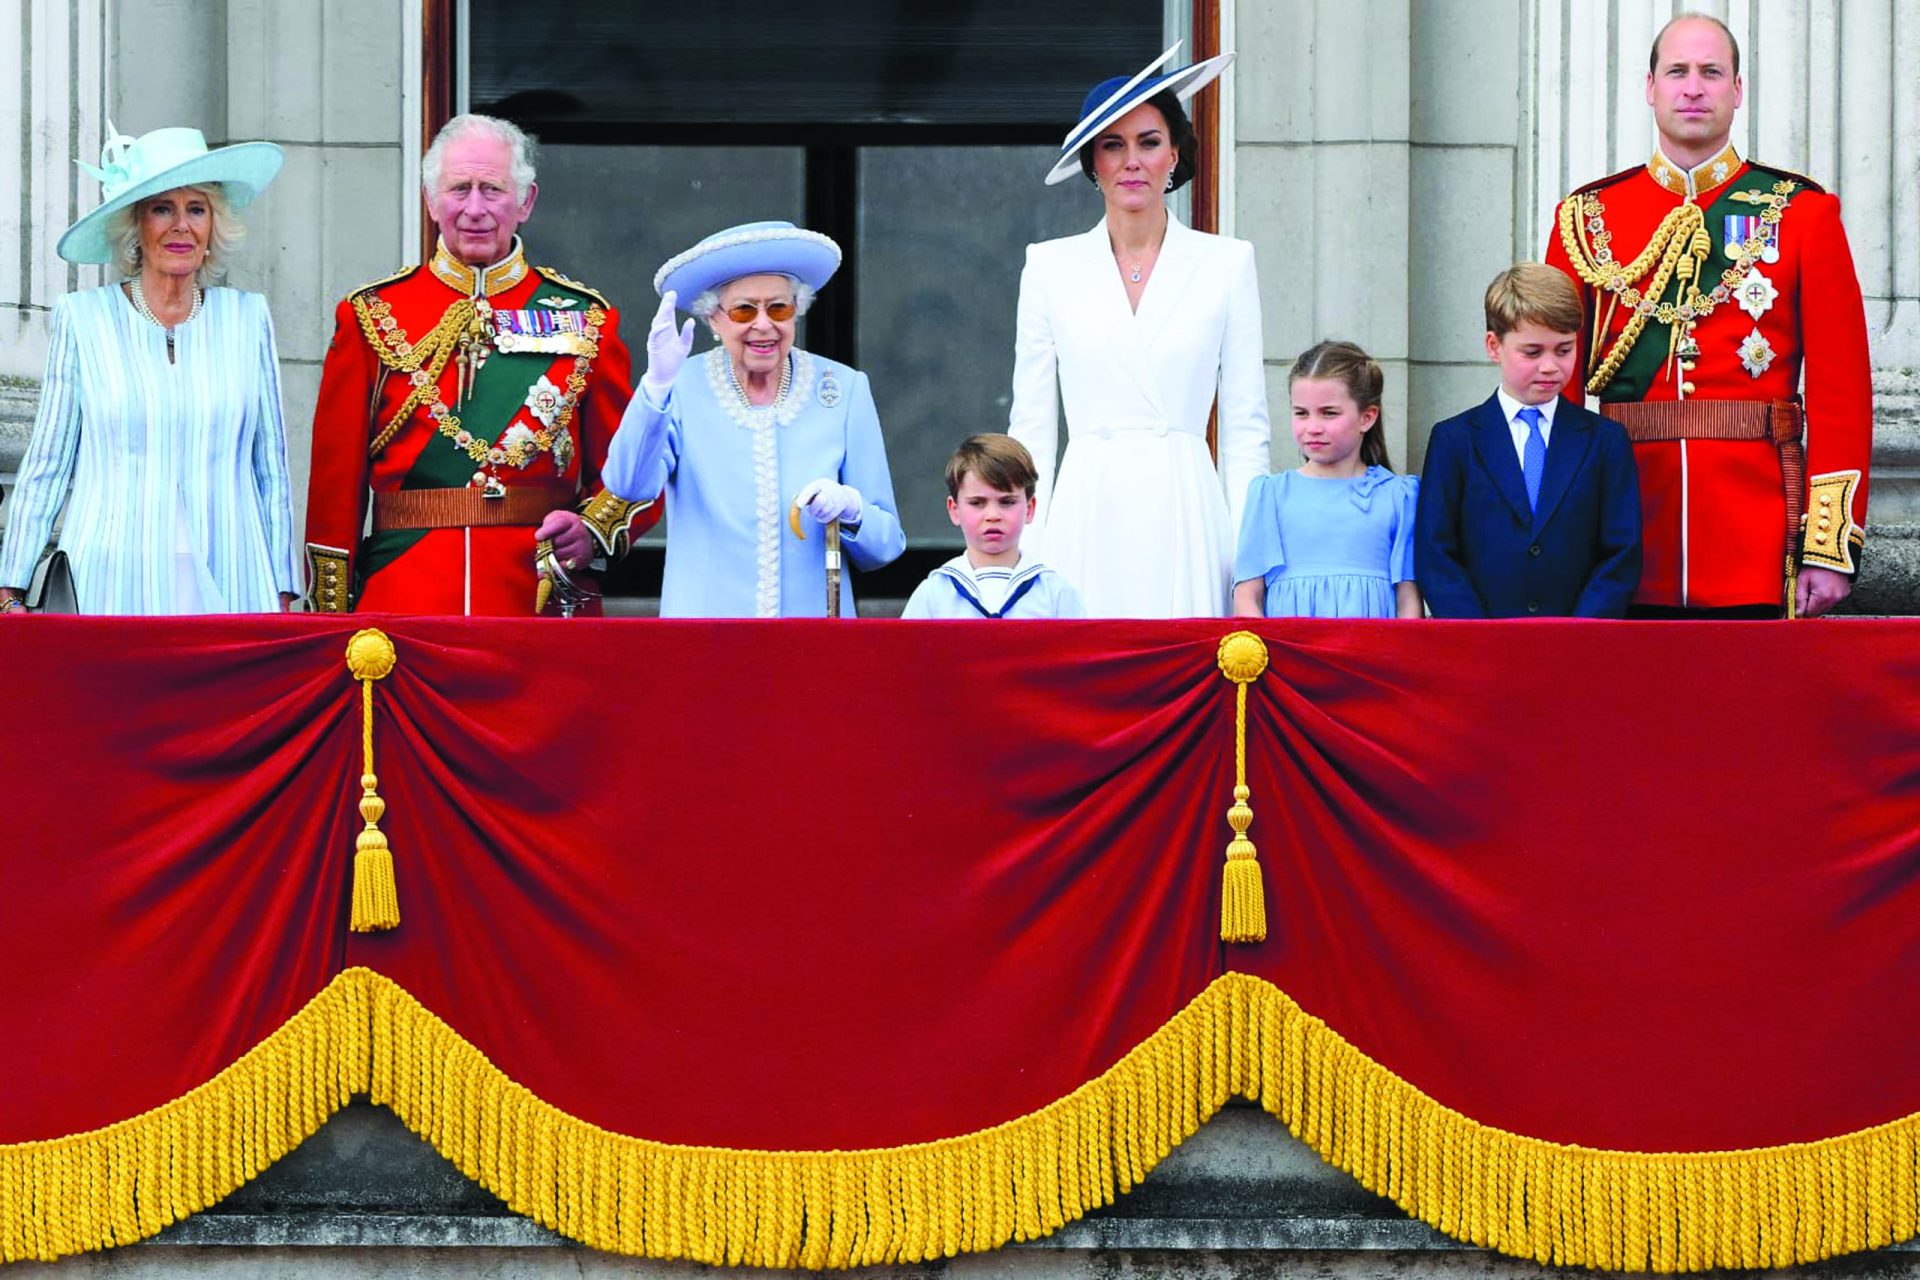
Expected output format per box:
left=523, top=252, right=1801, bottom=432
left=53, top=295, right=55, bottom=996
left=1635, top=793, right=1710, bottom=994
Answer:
left=5, top=970, right=1918, bottom=1270
left=0, top=972, right=370, bottom=1264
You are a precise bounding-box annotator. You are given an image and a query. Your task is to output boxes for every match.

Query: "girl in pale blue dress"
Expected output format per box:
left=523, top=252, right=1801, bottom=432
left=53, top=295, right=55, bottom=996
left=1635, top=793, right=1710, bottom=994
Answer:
left=1232, top=341, right=1422, bottom=619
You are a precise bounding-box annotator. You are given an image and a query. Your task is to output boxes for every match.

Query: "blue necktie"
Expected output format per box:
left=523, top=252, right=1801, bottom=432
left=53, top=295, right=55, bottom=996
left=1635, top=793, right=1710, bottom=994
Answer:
left=1518, top=406, right=1546, bottom=514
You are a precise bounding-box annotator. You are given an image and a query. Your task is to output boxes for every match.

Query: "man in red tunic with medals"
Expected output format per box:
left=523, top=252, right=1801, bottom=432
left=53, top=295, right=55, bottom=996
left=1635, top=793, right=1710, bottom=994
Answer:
left=1545, top=13, right=1873, bottom=617
left=304, top=113, right=655, bottom=615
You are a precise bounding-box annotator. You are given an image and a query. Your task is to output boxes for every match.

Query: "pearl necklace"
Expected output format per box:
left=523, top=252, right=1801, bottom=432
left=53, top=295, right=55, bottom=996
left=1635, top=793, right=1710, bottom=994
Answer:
left=129, top=276, right=203, bottom=358
left=729, top=352, right=792, bottom=414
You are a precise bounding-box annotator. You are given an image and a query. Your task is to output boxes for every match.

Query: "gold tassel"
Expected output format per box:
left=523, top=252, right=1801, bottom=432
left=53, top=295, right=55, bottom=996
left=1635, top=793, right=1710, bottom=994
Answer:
left=1215, top=631, right=1270, bottom=943
left=345, top=629, right=400, bottom=932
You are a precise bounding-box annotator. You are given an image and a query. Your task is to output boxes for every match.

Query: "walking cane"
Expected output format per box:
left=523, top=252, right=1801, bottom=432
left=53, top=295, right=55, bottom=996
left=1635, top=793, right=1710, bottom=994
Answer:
left=789, top=504, right=844, bottom=618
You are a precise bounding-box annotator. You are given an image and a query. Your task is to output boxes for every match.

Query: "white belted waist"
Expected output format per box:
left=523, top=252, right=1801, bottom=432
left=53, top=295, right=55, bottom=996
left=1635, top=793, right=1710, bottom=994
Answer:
left=1080, top=418, right=1206, bottom=441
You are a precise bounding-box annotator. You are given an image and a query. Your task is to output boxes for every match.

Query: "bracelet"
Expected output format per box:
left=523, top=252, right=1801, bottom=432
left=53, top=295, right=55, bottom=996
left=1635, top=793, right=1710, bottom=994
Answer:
left=0, top=598, right=26, bottom=613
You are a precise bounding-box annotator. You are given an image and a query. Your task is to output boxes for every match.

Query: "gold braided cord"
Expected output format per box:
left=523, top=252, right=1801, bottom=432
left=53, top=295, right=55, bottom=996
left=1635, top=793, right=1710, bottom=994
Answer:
left=351, top=292, right=605, bottom=469
left=1556, top=180, right=1797, bottom=395
left=354, top=294, right=474, bottom=457
left=1560, top=197, right=1699, bottom=288
left=1558, top=199, right=1702, bottom=394
left=2, top=969, right=1918, bottom=1269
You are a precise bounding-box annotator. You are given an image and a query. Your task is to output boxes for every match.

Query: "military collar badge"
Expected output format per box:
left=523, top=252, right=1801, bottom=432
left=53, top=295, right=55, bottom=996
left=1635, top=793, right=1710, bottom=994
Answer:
left=429, top=237, right=530, bottom=298
left=1648, top=143, right=1741, bottom=201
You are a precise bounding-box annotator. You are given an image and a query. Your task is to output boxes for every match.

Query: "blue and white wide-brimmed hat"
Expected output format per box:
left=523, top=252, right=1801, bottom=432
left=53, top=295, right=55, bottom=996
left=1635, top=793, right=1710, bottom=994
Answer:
left=56, top=123, right=284, bottom=264
left=1044, top=42, right=1236, bottom=186
left=653, top=221, right=843, bottom=305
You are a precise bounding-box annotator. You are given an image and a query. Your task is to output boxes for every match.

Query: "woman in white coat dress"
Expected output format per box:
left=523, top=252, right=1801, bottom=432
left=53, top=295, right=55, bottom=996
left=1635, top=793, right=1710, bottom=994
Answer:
left=1008, top=43, right=1270, bottom=617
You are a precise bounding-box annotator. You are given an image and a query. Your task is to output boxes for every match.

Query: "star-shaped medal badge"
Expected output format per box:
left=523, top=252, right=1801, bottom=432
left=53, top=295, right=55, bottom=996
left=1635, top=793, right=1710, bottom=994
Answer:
left=524, top=376, right=563, bottom=428
left=1738, top=328, right=1776, bottom=378
left=1735, top=268, right=1778, bottom=320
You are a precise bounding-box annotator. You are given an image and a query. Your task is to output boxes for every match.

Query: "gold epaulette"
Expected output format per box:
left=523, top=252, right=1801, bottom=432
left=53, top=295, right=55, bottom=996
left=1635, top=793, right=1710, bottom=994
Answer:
left=535, top=265, right=611, bottom=309
left=1747, top=161, right=1826, bottom=195
left=1572, top=164, right=1644, bottom=197
left=346, top=263, right=422, bottom=303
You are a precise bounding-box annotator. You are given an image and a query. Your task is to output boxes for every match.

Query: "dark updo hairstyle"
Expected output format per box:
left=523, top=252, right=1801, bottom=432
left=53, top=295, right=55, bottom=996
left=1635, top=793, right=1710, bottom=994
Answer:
left=1290, top=340, right=1391, bottom=470
left=1077, top=90, right=1200, bottom=192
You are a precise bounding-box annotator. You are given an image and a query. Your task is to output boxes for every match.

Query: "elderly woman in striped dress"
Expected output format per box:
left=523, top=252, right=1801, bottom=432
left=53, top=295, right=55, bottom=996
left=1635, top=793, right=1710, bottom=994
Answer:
left=0, top=125, right=297, bottom=615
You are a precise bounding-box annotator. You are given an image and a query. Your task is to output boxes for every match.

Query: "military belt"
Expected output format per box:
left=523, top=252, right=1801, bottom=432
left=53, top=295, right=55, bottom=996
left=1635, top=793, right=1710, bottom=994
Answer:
left=372, top=484, right=577, bottom=532
left=1602, top=398, right=1806, bottom=539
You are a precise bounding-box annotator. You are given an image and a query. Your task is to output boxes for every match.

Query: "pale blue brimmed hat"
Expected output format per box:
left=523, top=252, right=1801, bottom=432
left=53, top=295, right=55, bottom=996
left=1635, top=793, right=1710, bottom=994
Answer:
left=653, top=221, right=842, bottom=305
left=56, top=123, right=284, bottom=264
left=1044, top=42, right=1236, bottom=186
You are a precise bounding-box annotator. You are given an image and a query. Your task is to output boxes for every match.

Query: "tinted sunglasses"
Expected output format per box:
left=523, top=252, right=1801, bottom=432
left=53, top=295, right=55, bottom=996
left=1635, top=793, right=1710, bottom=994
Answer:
left=723, top=299, right=796, bottom=324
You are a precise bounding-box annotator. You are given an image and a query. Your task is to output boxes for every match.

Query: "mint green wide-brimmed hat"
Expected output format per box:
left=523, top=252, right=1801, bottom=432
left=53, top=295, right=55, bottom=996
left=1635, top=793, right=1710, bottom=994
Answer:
left=56, top=123, right=284, bottom=265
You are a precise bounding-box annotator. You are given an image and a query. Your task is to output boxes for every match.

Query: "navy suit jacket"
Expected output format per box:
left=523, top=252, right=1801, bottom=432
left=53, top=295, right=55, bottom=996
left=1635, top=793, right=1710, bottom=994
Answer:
left=1416, top=394, right=1641, bottom=618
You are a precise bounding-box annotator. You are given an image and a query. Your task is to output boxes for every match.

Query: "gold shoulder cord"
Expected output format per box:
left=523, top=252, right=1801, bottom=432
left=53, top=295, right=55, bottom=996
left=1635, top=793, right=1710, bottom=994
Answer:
left=1557, top=181, right=1797, bottom=396
left=1557, top=199, right=1706, bottom=394
left=352, top=294, right=477, bottom=457
left=534, top=266, right=611, bottom=309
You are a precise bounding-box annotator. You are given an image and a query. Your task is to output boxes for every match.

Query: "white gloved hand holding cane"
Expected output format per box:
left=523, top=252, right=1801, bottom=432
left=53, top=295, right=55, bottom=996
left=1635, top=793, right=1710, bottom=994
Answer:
left=794, top=478, right=863, bottom=527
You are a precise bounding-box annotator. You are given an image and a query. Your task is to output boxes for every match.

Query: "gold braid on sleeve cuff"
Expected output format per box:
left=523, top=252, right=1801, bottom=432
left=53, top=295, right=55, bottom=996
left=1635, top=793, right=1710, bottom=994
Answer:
left=1800, top=470, right=1864, bottom=574
left=577, top=489, right=655, bottom=560
left=307, top=544, right=353, bottom=613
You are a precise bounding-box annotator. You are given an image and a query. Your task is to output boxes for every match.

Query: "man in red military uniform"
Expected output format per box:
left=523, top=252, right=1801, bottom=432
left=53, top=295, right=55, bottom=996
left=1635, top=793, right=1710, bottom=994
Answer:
left=1545, top=13, right=1872, bottom=617
left=304, top=113, right=654, bottom=615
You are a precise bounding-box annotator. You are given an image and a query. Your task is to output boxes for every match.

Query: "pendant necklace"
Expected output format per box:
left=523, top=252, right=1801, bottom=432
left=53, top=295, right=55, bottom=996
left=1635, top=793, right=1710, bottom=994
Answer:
left=129, top=275, right=203, bottom=362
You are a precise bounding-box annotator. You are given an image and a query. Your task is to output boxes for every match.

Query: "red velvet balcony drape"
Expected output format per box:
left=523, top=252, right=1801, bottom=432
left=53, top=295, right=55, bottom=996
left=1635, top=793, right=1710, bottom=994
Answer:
left=3, top=617, right=1916, bottom=1269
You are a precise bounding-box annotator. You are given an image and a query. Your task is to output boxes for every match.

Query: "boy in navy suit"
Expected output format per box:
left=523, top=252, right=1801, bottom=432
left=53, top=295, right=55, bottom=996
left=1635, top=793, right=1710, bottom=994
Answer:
left=1417, top=264, right=1642, bottom=617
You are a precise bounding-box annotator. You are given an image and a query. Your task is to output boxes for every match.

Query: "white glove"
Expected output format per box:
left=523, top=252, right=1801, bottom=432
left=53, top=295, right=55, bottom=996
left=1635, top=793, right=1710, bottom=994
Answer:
left=795, top=478, right=863, bottom=526
left=640, top=291, right=696, bottom=403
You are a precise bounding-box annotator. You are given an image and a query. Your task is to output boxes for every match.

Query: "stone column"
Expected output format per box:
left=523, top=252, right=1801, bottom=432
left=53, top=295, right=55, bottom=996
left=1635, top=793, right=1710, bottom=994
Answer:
left=1232, top=1, right=1532, bottom=472
left=1407, top=0, right=1527, bottom=471
left=0, top=0, right=412, bottom=524
left=222, top=0, right=412, bottom=529
left=1233, top=0, right=1414, bottom=468
left=0, top=0, right=110, bottom=484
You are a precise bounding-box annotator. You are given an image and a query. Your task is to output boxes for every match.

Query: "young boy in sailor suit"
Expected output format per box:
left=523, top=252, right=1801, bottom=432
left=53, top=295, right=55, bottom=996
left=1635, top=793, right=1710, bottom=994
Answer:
left=902, top=436, right=1086, bottom=619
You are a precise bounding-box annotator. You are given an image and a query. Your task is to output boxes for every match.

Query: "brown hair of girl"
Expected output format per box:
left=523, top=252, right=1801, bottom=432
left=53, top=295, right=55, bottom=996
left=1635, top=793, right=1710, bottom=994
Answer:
left=1290, top=340, right=1389, bottom=469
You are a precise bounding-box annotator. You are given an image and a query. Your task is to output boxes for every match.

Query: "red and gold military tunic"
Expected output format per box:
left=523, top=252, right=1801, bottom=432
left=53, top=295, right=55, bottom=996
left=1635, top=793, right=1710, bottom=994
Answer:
left=1546, top=145, right=1872, bottom=610
left=304, top=238, right=656, bottom=616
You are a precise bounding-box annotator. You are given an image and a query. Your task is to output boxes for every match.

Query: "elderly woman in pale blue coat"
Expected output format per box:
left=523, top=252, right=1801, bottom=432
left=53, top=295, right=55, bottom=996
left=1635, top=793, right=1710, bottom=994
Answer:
left=601, top=222, right=904, bottom=617
left=0, top=125, right=298, bottom=615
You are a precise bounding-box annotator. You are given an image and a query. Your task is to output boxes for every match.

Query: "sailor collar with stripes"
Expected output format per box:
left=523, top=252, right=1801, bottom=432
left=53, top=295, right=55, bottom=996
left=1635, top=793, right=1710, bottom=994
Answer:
left=929, top=553, right=1051, bottom=618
